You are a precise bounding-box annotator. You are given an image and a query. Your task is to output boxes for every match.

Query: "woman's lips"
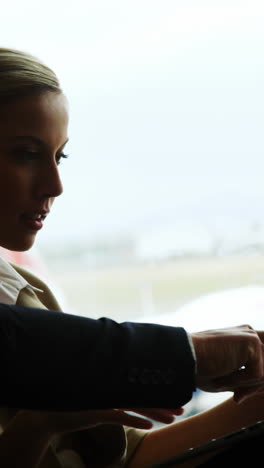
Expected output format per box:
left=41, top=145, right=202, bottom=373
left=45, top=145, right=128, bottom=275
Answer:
left=21, top=214, right=46, bottom=231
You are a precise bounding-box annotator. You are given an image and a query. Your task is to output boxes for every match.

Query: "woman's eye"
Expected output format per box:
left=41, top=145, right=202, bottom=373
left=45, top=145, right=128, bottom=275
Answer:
left=57, top=152, right=69, bottom=165
left=11, top=149, right=69, bottom=165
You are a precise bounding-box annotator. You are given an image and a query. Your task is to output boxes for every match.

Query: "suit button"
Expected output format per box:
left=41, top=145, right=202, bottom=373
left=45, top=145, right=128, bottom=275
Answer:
left=128, top=367, right=139, bottom=383
left=151, top=370, right=160, bottom=384
left=163, top=368, right=176, bottom=384
left=139, top=368, right=150, bottom=384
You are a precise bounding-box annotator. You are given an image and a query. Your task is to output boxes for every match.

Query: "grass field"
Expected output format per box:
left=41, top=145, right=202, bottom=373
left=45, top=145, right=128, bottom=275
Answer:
left=49, top=253, right=264, bottom=322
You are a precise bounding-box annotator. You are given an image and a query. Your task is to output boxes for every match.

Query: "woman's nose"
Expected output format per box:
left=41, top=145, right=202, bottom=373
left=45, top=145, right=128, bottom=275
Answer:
left=36, top=162, right=63, bottom=199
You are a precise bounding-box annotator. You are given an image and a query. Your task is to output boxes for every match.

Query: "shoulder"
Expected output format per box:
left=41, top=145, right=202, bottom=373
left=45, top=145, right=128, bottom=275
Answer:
left=11, top=263, right=49, bottom=289
left=10, top=263, right=62, bottom=311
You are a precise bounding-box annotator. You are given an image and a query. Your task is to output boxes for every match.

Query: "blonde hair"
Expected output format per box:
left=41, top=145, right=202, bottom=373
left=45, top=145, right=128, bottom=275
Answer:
left=0, top=48, right=62, bottom=103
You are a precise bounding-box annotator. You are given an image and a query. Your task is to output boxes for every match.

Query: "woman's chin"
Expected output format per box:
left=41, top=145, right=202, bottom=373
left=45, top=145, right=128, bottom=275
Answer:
left=0, top=236, right=36, bottom=252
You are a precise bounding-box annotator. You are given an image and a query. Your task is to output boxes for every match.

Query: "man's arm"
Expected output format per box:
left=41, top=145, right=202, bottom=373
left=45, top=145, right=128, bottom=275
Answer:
left=0, top=304, right=196, bottom=410
left=1, top=304, right=264, bottom=410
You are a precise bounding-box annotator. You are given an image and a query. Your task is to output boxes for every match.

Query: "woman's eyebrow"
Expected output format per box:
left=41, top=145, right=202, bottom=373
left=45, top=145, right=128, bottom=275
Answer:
left=9, top=135, right=69, bottom=148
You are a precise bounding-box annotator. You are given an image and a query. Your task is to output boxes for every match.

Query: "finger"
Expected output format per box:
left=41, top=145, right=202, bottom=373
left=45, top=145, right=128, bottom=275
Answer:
left=174, top=408, right=185, bottom=415
left=98, top=410, right=153, bottom=429
left=242, top=342, right=264, bottom=381
left=122, top=408, right=183, bottom=414
left=257, top=331, right=264, bottom=343
left=212, top=362, right=264, bottom=391
left=121, top=408, right=179, bottom=424
left=234, top=384, right=264, bottom=404
left=135, top=409, right=175, bottom=424
left=165, top=408, right=185, bottom=415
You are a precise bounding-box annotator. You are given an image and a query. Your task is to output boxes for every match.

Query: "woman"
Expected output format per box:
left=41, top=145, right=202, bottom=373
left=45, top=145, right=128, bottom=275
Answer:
left=0, top=47, right=264, bottom=468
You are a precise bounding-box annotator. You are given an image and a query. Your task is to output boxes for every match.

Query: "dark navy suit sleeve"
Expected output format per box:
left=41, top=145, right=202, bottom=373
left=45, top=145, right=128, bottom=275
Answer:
left=0, top=304, right=196, bottom=410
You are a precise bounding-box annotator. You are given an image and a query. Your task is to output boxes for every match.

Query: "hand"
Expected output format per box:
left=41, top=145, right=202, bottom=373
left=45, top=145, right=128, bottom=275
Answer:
left=26, top=407, right=183, bottom=436
left=191, top=324, right=264, bottom=402
left=229, top=330, right=264, bottom=403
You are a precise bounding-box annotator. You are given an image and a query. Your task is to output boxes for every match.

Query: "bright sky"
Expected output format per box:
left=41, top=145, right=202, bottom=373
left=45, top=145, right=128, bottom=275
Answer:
left=2, top=0, right=264, bottom=247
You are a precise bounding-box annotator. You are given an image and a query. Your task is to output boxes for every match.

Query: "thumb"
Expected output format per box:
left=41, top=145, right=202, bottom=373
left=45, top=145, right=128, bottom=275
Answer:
left=234, top=384, right=264, bottom=404
left=212, top=360, right=264, bottom=391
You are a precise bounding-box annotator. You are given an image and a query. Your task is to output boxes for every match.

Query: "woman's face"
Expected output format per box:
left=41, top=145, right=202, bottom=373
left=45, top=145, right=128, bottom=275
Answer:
left=0, top=91, right=69, bottom=251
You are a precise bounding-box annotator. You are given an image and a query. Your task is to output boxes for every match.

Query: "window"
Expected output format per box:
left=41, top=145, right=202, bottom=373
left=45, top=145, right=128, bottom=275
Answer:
left=3, top=0, right=264, bottom=413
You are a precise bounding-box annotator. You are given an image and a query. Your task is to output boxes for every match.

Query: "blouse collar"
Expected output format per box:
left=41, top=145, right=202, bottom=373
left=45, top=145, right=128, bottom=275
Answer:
left=0, top=256, right=43, bottom=305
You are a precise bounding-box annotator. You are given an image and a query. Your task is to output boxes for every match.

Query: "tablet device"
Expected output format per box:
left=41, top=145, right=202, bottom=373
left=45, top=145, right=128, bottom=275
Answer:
left=148, top=419, right=264, bottom=467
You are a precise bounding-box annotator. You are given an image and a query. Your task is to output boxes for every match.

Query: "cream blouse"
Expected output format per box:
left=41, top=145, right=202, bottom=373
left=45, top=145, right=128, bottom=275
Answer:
left=0, top=258, right=146, bottom=468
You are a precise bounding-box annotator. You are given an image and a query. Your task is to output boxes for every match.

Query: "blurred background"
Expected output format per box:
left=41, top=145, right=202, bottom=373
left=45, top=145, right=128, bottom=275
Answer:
left=2, top=0, right=264, bottom=416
